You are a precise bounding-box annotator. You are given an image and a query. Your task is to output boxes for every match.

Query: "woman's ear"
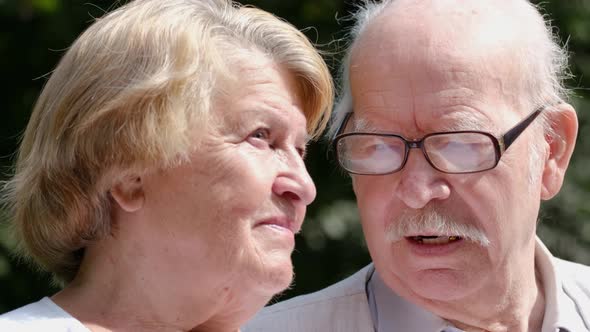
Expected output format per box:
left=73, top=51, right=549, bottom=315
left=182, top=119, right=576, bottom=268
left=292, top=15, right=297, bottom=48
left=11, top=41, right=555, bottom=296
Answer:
left=540, top=103, right=578, bottom=200
left=110, top=174, right=145, bottom=212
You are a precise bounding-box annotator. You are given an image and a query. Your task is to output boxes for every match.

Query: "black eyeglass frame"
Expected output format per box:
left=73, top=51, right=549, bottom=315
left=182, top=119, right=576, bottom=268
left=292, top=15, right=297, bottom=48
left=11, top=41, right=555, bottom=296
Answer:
left=332, top=107, right=544, bottom=175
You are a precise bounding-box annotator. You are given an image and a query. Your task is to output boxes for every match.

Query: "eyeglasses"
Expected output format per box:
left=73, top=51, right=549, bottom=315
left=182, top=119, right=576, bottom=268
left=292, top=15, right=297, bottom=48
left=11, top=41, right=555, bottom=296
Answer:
left=332, top=107, right=543, bottom=175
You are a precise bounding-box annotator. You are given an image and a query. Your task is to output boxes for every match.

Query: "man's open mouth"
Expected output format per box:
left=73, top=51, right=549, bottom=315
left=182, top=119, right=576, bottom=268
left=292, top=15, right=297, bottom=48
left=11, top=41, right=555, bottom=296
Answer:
left=407, top=235, right=463, bottom=244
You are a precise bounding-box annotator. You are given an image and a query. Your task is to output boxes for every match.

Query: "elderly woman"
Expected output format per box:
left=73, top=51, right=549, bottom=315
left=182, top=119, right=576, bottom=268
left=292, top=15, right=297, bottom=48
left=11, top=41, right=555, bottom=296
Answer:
left=0, top=0, right=332, bottom=330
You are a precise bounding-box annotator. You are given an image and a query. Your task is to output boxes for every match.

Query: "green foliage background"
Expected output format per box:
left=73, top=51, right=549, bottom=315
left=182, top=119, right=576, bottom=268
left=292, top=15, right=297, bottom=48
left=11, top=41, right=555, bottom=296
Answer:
left=0, top=0, right=589, bottom=313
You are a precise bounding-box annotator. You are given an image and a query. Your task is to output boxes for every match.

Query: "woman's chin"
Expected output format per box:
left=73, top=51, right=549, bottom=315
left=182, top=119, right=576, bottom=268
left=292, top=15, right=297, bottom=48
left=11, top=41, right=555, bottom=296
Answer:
left=251, top=258, right=294, bottom=297
left=239, top=227, right=298, bottom=296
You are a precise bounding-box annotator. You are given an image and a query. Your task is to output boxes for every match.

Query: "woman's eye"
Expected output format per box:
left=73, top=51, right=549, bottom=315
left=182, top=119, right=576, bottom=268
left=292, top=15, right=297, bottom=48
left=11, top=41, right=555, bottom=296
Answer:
left=250, top=128, right=270, bottom=140
left=248, top=128, right=274, bottom=149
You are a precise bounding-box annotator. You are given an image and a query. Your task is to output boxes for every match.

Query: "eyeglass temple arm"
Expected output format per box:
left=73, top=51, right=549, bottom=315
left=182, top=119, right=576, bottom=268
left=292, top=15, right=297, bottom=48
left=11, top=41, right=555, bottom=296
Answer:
left=329, top=112, right=353, bottom=158
left=333, top=112, right=354, bottom=138
left=500, top=107, right=544, bottom=153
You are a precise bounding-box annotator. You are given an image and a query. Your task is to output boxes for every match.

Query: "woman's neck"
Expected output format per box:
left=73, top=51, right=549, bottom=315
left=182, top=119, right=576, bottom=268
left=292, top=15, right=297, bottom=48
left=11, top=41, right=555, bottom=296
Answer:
left=51, top=240, right=263, bottom=332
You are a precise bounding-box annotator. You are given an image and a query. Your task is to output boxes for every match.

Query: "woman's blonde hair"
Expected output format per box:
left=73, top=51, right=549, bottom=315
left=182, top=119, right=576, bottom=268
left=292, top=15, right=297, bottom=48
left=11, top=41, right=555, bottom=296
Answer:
left=2, top=0, right=333, bottom=284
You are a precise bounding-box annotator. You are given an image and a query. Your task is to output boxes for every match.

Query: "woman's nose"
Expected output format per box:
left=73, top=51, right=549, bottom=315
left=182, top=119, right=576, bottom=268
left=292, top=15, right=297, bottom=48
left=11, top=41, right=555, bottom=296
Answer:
left=272, top=156, right=317, bottom=206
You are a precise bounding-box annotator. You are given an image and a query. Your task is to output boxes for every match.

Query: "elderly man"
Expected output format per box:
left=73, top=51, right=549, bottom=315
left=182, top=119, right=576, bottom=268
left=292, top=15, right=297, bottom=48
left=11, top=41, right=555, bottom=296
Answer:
left=245, top=0, right=590, bottom=331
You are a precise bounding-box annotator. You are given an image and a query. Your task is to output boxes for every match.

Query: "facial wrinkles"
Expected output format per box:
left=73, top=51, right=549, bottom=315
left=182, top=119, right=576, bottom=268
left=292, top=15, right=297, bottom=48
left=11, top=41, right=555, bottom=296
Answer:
left=410, top=60, right=503, bottom=132
left=351, top=44, right=503, bottom=138
left=347, top=113, right=377, bottom=132
left=351, top=110, right=495, bottom=137
left=214, top=65, right=308, bottom=148
left=222, top=51, right=305, bottom=119
left=228, top=92, right=300, bottom=125
left=213, top=88, right=311, bottom=208
left=437, top=110, right=499, bottom=133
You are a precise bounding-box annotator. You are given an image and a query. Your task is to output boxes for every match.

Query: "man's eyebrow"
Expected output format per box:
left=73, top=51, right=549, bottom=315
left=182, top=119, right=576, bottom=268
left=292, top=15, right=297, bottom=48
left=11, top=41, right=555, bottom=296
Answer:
left=349, top=113, right=497, bottom=133
left=438, top=115, right=496, bottom=132
left=350, top=116, right=379, bottom=132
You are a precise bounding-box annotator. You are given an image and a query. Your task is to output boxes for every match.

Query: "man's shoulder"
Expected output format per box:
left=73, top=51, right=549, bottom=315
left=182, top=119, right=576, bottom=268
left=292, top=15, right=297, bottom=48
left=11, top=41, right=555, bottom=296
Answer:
left=243, top=264, right=375, bottom=332
left=552, top=257, right=590, bottom=325
left=554, top=257, right=590, bottom=294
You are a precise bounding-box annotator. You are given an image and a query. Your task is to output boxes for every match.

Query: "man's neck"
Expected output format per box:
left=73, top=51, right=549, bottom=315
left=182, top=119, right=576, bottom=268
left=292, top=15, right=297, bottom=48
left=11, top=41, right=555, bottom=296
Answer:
left=446, top=269, right=545, bottom=332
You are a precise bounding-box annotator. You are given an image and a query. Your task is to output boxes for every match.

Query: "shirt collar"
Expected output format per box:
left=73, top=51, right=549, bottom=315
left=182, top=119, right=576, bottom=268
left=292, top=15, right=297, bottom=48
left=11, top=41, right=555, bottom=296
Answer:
left=367, top=266, right=452, bottom=332
left=366, top=237, right=587, bottom=332
left=535, top=237, right=588, bottom=332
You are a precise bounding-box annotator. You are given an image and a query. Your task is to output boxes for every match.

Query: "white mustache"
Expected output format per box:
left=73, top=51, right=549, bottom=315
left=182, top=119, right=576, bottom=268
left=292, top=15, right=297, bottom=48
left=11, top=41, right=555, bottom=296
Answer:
left=385, top=208, right=490, bottom=247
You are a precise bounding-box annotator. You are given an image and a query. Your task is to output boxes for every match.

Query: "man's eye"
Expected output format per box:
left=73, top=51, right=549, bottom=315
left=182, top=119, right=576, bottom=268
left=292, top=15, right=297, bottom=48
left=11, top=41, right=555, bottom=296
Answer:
left=371, top=143, right=387, bottom=151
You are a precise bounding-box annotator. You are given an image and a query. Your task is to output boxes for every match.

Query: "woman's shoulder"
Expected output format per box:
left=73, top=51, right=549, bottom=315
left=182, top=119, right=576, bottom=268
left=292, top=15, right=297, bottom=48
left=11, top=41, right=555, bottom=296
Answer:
left=0, top=297, right=90, bottom=331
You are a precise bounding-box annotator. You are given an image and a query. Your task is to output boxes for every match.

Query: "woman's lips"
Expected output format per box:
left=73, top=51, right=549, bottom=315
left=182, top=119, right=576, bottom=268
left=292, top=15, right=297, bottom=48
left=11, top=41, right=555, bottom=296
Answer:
left=255, top=216, right=300, bottom=234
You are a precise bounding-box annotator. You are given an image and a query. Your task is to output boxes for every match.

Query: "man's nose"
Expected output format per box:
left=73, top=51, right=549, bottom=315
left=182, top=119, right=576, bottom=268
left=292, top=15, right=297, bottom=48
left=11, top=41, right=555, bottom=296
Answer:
left=394, top=149, right=451, bottom=209
left=272, top=155, right=317, bottom=206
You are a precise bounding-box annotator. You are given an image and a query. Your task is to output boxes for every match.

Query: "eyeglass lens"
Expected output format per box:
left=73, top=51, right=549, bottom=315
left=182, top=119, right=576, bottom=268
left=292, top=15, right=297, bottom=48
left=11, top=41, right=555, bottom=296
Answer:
left=336, top=132, right=498, bottom=174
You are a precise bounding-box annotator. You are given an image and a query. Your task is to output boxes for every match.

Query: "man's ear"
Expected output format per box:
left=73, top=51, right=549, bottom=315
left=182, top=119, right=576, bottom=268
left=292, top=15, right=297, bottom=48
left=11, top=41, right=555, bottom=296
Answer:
left=110, top=174, right=145, bottom=212
left=541, top=103, right=578, bottom=200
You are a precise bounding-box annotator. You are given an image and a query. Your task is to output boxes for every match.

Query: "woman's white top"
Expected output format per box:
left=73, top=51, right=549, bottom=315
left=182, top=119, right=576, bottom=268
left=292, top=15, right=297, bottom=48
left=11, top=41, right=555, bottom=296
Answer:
left=0, top=297, right=90, bottom=331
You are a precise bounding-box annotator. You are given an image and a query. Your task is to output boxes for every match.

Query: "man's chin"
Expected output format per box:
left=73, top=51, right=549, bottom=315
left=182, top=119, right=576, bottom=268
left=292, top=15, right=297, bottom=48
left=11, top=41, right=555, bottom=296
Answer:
left=402, top=268, right=476, bottom=303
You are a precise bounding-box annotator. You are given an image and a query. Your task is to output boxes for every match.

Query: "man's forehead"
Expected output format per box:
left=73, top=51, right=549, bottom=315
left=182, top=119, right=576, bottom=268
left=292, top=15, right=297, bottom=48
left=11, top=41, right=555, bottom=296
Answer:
left=345, top=1, right=531, bottom=132
left=348, top=21, right=519, bottom=110
left=350, top=0, right=530, bottom=68
left=348, top=53, right=510, bottom=134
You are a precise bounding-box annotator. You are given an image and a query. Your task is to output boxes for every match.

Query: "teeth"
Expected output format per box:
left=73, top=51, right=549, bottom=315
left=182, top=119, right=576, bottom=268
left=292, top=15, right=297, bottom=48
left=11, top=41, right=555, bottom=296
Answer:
left=412, top=236, right=461, bottom=244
